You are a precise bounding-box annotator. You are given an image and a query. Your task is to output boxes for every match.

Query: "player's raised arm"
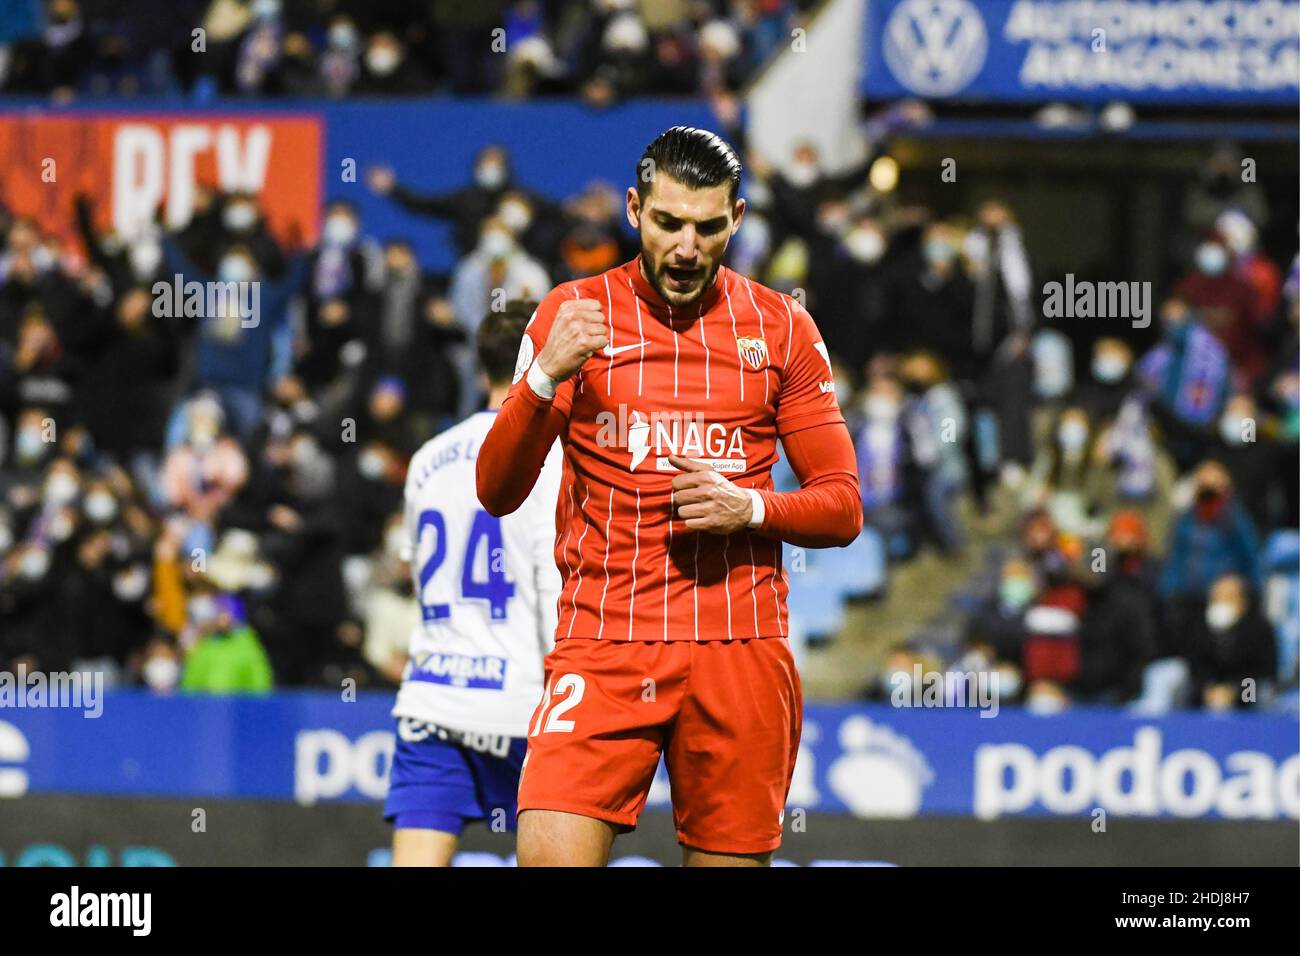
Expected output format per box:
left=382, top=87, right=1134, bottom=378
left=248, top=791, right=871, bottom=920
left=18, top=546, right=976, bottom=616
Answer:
left=475, top=293, right=607, bottom=516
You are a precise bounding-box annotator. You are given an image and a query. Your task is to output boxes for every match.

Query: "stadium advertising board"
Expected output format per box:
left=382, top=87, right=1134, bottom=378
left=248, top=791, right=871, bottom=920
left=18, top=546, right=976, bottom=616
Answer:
left=1, top=692, right=1294, bottom=822
left=863, top=0, right=1300, bottom=104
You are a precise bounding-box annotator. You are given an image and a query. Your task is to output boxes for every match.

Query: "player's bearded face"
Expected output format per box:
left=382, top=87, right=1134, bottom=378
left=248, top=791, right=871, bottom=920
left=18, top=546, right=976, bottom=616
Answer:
left=631, top=175, right=742, bottom=308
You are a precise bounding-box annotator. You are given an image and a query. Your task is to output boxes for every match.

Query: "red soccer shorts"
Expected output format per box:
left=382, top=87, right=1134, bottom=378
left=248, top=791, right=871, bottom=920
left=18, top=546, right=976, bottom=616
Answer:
left=517, top=636, right=803, bottom=856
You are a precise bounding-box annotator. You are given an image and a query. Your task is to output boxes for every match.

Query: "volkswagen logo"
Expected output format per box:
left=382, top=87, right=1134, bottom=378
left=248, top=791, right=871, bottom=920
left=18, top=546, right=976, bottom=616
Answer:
left=882, top=0, right=988, bottom=97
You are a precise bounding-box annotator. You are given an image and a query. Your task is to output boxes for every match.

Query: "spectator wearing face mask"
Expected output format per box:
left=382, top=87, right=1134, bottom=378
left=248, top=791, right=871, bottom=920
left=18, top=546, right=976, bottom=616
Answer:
left=73, top=194, right=164, bottom=293
left=965, top=557, right=1039, bottom=666
left=212, top=192, right=286, bottom=279
left=1184, top=574, right=1276, bottom=711
left=324, top=375, right=413, bottom=566
left=1213, top=393, right=1279, bottom=532
left=162, top=235, right=307, bottom=438
left=1078, top=337, right=1169, bottom=508
left=360, top=510, right=418, bottom=686
left=1019, top=534, right=1089, bottom=710
left=5, top=304, right=83, bottom=422
left=366, top=145, right=539, bottom=259
left=749, top=141, right=883, bottom=249
left=887, top=222, right=975, bottom=377
left=179, top=591, right=274, bottom=694
left=447, top=217, right=550, bottom=413
left=160, top=393, right=249, bottom=537
left=373, top=239, right=427, bottom=372
left=0, top=457, right=86, bottom=669
left=1075, top=337, right=1136, bottom=425
left=0, top=218, right=64, bottom=312
left=1160, top=460, right=1261, bottom=609
left=577, top=9, right=655, bottom=102
left=855, top=374, right=911, bottom=560
left=1215, top=209, right=1282, bottom=328
left=136, top=634, right=183, bottom=694
left=1022, top=405, right=1111, bottom=539
left=233, top=0, right=285, bottom=95
left=500, top=30, right=567, bottom=99
left=299, top=200, right=380, bottom=391
left=497, top=187, right=570, bottom=274
left=964, top=201, right=1037, bottom=480
left=817, top=215, right=894, bottom=374
left=353, top=30, right=432, bottom=96
left=696, top=17, right=747, bottom=97
left=1137, top=296, right=1231, bottom=472
left=1072, top=511, right=1158, bottom=703
left=0, top=533, right=64, bottom=670
left=222, top=424, right=349, bottom=685
left=1029, top=327, right=1074, bottom=418
left=315, top=13, right=361, bottom=96
left=1, top=406, right=58, bottom=502
left=898, top=351, right=967, bottom=556
left=58, top=525, right=150, bottom=684
left=1174, top=231, right=1268, bottom=389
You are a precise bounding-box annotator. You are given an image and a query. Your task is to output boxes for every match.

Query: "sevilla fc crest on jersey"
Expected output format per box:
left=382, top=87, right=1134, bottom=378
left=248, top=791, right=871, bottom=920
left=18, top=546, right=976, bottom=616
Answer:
left=736, top=335, right=768, bottom=371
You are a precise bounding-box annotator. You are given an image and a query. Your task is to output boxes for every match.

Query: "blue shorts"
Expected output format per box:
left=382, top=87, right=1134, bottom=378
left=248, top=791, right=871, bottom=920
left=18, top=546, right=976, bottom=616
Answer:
left=383, top=717, right=528, bottom=836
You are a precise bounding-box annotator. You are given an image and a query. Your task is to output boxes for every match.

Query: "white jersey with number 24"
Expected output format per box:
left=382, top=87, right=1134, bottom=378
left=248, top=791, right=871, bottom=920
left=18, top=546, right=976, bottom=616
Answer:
left=392, top=410, right=562, bottom=737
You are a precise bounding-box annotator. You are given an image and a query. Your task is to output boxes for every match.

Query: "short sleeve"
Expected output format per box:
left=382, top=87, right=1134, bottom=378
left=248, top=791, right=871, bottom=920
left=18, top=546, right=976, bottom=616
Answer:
left=775, top=298, right=846, bottom=437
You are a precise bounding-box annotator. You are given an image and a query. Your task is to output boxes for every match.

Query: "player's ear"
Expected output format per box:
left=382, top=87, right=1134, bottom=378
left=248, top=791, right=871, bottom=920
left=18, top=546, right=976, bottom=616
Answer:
left=730, top=196, right=746, bottom=235
left=625, top=186, right=642, bottom=231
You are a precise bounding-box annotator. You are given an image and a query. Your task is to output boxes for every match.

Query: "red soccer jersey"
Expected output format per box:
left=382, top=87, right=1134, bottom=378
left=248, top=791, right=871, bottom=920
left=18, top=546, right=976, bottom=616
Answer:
left=495, top=254, right=846, bottom=642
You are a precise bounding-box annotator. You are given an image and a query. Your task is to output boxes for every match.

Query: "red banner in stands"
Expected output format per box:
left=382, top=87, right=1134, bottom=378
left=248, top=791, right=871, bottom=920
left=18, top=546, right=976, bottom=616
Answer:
left=0, top=113, right=322, bottom=252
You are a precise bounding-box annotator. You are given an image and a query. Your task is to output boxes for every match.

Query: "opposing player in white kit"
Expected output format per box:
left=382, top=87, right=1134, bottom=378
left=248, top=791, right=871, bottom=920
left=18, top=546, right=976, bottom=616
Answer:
left=384, top=301, right=562, bottom=866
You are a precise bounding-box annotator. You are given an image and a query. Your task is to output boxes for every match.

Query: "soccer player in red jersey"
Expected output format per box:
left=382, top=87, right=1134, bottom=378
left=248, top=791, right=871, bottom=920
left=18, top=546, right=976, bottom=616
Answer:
left=476, top=126, right=862, bottom=866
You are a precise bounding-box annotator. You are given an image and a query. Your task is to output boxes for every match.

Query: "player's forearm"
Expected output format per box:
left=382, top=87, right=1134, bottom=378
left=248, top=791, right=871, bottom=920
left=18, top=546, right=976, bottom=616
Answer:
left=476, top=377, right=566, bottom=516
left=753, top=476, right=863, bottom=548
left=754, top=421, right=863, bottom=548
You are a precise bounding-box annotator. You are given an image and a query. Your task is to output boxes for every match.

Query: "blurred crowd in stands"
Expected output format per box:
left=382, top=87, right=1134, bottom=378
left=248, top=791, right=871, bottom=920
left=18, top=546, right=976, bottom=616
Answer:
left=0, top=4, right=1295, bottom=712
left=0, top=0, right=812, bottom=104
left=753, top=135, right=1299, bottom=715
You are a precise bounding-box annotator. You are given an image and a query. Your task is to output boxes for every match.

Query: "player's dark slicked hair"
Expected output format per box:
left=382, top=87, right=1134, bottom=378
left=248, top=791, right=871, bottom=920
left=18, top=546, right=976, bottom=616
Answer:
left=637, top=126, right=742, bottom=205
left=477, top=299, right=539, bottom=387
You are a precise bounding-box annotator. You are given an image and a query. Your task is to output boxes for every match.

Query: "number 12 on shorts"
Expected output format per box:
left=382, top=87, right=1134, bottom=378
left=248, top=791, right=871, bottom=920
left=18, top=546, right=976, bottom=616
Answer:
left=529, top=674, right=585, bottom=736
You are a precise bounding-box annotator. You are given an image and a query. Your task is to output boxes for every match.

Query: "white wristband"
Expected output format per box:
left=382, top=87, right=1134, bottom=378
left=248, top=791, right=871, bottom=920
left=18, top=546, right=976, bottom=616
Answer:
left=526, top=359, right=559, bottom=400
left=745, top=489, right=765, bottom=529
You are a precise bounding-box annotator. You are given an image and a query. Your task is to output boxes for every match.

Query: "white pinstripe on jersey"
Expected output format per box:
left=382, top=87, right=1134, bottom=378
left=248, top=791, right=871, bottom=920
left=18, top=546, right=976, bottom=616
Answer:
left=746, top=533, right=761, bottom=639
left=566, top=484, right=591, bottom=639
left=723, top=282, right=744, bottom=403
left=722, top=533, right=732, bottom=637
left=597, top=486, right=613, bottom=639
left=629, top=487, right=641, bottom=641
left=603, top=272, right=615, bottom=396
left=697, top=298, right=711, bottom=400
left=742, top=277, right=771, bottom=405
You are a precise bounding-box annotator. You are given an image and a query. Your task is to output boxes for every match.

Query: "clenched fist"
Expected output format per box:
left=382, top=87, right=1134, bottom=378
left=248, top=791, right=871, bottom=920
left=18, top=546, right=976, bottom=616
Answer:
left=536, top=298, right=609, bottom=382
